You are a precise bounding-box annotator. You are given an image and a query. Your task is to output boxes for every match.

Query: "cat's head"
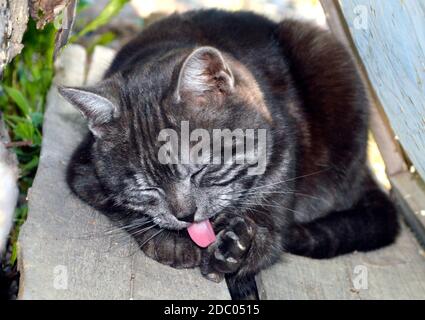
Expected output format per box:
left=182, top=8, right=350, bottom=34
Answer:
left=59, top=46, right=273, bottom=230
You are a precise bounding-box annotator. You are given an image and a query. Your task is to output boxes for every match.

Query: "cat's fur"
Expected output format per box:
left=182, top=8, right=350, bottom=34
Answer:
left=59, top=10, right=399, bottom=298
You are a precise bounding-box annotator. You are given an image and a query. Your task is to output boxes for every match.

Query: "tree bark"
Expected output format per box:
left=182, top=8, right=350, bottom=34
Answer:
left=0, top=0, right=74, bottom=75
left=0, top=0, right=29, bottom=75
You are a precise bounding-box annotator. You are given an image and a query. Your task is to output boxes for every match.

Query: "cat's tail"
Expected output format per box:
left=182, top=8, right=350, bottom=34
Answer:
left=284, top=177, right=400, bottom=259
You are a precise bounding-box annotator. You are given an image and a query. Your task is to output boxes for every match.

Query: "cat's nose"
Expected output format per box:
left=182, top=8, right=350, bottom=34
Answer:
left=178, top=206, right=197, bottom=223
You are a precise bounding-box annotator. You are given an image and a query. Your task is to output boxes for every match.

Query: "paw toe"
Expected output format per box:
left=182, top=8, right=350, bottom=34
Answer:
left=204, top=272, right=224, bottom=283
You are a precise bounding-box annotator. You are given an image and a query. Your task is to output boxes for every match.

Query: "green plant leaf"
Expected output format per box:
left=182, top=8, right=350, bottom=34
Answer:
left=32, top=128, right=42, bottom=146
left=3, top=86, right=32, bottom=116
left=10, top=205, right=28, bottom=265
left=71, top=0, right=130, bottom=42
left=4, top=114, right=27, bottom=126
left=30, top=112, right=44, bottom=127
left=14, top=121, right=34, bottom=141
left=10, top=241, right=18, bottom=265
left=77, top=0, right=91, bottom=12
left=21, top=155, right=40, bottom=174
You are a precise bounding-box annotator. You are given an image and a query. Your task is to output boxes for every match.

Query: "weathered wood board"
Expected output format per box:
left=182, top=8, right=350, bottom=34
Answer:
left=257, top=225, right=425, bottom=299
left=391, top=171, right=425, bottom=248
left=17, top=45, right=230, bottom=299
left=337, top=0, right=425, bottom=180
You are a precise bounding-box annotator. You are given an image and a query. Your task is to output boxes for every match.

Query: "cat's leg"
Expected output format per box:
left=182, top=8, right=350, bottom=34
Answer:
left=136, top=228, right=202, bottom=268
left=284, top=185, right=399, bottom=259
left=200, top=217, right=254, bottom=281
left=200, top=213, right=284, bottom=299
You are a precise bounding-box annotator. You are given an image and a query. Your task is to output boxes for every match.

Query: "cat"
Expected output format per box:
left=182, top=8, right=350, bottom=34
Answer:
left=59, top=9, right=399, bottom=299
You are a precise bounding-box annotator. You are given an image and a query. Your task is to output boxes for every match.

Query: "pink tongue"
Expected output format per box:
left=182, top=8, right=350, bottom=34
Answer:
left=187, top=219, right=216, bottom=248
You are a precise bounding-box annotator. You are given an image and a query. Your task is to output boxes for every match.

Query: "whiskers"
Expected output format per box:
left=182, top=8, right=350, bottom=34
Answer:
left=216, top=195, right=308, bottom=220
left=72, top=215, right=165, bottom=257
left=227, top=168, right=330, bottom=196
left=137, top=229, right=165, bottom=248
left=103, top=218, right=154, bottom=236
left=216, top=169, right=331, bottom=219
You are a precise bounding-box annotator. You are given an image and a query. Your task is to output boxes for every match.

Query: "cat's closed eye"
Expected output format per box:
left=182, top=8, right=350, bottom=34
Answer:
left=139, top=194, right=159, bottom=206
left=190, top=166, right=208, bottom=184
left=139, top=188, right=162, bottom=206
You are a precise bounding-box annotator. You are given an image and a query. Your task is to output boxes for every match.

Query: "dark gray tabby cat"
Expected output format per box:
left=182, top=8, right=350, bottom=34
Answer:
left=59, top=10, right=399, bottom=298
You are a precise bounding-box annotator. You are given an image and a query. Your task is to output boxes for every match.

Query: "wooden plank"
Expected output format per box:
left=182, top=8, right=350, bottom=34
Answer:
left=17, top=44, right=230, bottom=299
left=257, top=225, right=425, bottom=299
left=391, top=172, right=425, bottom=248
left=320, top=0, right=407, bottom=177
left=337, top=0, right=425, bottom=180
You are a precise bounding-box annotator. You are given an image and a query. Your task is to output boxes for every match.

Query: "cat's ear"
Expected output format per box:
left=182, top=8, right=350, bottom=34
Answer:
left=58, top=86, right=117, bottom=137
left=176, top=46, right=234, bottom=103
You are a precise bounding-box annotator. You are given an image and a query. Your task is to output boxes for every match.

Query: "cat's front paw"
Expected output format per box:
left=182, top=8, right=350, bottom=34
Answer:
left=201, top=217, right=254, bottom=282
left=140, top=229, right=202, bottom=269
